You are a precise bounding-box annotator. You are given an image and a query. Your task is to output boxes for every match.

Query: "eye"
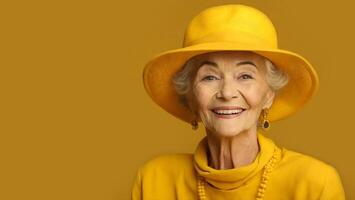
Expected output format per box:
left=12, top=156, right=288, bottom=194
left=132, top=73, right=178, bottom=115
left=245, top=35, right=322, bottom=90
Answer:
left=202, top=75, right=219, bottom=81
left=239, top=74, right=253, bottom=80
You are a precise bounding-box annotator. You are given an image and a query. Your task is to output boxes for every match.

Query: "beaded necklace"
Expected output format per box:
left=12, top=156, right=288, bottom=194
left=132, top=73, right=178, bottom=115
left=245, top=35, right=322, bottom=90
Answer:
left=197, top=146, right=281, bottom=200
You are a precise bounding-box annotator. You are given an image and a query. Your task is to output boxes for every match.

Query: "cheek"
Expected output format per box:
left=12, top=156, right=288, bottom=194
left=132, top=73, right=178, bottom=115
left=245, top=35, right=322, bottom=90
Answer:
left=193, top=84, right=217, bottom=108
left=241, top=85, right=268, bottom=108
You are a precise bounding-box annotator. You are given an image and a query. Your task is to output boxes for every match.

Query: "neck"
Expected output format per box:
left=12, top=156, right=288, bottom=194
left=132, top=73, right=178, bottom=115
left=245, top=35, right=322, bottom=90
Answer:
left=205, top=127, right=260, bottom=170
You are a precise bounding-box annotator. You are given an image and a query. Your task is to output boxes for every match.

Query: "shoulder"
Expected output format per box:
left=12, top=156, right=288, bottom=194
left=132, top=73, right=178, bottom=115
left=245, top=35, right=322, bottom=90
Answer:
left=141, top=153, right=193, bottom=169
left=279, top=147, right=338, bottom=175
left=275, top=147, right=344, bottom=198
left=139, top=153, right=195, bottom=178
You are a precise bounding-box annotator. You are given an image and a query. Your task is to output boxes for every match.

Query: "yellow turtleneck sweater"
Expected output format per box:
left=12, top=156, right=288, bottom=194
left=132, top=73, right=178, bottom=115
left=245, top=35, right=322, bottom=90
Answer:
left=131, top=132, right=345, bottom=200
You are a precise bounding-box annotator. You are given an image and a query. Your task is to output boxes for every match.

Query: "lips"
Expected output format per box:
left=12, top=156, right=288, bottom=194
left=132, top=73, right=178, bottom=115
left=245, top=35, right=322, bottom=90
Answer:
left=211, top=106, right=246, bottom=118
left=212, top=109, right=244, bottom=115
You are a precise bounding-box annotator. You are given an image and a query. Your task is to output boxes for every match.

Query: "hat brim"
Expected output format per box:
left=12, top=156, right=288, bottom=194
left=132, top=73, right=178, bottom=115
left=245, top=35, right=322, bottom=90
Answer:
left=143, top=42, right=319, bottom=123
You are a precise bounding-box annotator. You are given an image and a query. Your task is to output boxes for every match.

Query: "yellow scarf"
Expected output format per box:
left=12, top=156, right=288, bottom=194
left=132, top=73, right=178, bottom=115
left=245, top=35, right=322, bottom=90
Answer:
left=193, top=131, right=277, bottom=190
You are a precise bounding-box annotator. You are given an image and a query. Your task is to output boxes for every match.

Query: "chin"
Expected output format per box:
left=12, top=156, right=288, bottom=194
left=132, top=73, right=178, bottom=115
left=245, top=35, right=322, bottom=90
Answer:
left=214, top=127, right=244, bottom=137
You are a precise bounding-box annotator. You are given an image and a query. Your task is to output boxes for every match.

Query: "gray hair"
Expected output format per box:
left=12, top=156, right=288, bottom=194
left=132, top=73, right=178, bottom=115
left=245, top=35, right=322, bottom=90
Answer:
left=172, top=52, right=289, bottom=107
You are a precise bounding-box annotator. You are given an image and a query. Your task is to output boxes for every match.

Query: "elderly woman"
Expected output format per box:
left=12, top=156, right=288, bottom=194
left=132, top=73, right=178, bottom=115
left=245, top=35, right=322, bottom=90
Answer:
left=132, top=4, right=345, bottom=200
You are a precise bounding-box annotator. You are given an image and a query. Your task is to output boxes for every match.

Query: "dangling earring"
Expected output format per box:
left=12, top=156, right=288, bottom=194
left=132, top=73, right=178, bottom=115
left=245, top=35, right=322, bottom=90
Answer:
left=191, top=119, right=198, bottom=130
left=261, top=108, right=270, bottom=131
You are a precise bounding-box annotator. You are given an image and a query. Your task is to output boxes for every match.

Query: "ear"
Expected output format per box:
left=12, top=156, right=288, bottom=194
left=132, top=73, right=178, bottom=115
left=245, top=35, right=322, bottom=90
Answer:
left=263, top=89, right=275, bottom=109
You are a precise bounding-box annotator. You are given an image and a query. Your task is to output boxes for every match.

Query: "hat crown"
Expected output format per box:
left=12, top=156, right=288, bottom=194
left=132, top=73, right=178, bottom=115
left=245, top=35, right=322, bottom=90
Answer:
left=183, top=5, right=278, bottom=49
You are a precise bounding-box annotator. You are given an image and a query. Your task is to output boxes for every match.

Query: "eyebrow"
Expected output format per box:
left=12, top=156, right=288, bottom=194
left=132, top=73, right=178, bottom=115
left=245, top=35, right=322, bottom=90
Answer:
left=199, top=60, right=257, bottom=68
left=236, top=61, right=257, bottom=68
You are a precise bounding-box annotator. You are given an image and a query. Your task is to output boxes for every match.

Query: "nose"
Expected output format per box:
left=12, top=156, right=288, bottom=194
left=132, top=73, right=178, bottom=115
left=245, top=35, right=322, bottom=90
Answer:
left=217, top=78, right=238, bottom=100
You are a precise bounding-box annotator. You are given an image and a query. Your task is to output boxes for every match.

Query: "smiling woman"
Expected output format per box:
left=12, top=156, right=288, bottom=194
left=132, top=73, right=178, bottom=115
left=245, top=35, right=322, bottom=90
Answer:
left=175, top=51, right=286, bottom=140
left=172, top=51, right=289, bottom=116
left=132, top=4, right=345, bottom=200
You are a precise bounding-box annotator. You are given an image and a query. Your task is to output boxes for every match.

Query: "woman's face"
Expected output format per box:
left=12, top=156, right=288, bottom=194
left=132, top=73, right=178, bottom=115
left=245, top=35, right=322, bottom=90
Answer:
left=187, top=51, right=275, bottom=137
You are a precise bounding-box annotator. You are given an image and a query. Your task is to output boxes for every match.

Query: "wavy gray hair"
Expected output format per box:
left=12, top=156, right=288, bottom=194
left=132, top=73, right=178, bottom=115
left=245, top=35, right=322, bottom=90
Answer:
left=172, top=52, right=289, bottom=107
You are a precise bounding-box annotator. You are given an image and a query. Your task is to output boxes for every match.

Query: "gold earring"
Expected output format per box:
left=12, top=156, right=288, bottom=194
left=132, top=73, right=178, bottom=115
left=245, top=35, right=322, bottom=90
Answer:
left=261, top=108, right=270, bottom=131
left=191, top=119, right=198, bottom=130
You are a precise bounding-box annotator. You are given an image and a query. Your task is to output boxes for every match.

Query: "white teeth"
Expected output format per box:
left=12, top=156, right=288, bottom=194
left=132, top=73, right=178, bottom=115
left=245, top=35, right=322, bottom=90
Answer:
left=214, top=109, right=244, bottom=115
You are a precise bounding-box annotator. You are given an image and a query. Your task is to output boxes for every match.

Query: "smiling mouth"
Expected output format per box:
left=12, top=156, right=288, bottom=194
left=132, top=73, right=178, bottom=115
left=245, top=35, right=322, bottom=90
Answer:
left=211, top=108, right=246, bottom=118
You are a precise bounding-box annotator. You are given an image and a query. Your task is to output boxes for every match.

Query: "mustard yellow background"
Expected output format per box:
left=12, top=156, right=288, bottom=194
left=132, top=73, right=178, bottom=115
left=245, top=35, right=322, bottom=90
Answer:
left=0, top=0, right=353, bottom=199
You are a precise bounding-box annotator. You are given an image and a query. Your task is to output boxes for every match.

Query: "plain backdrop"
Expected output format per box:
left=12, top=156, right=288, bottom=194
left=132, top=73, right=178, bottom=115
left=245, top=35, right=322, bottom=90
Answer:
left=0, top=0, right=354, bottom=199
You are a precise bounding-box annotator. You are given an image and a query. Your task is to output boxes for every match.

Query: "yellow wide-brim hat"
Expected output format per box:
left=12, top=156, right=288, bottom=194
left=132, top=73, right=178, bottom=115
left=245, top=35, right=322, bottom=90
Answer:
left=143, top=4, right=319, bottom=123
